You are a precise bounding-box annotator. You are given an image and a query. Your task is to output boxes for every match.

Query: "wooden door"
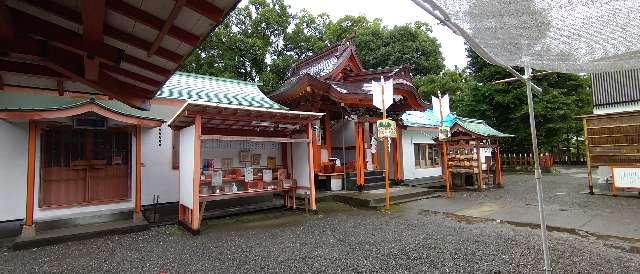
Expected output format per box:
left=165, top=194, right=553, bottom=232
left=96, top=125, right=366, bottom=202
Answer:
left=41, top=127, right=131, bottom=207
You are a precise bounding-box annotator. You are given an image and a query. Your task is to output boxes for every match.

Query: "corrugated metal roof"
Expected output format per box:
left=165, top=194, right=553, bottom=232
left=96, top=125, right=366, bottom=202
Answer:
left=156, top=72, right=288, bottom=110
left=402, top=109, right=456, bottom=128
left=402, top=109, right=511, bottom=138
left=454, top=117, right=513, bottom=138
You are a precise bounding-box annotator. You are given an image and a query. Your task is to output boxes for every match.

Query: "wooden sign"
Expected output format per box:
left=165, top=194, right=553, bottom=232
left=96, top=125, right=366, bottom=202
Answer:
left=377, top=119, right=397, bottom=138
left=267, top=156, right=276, bottom=169
left=611, top=166, right=640, bottom=189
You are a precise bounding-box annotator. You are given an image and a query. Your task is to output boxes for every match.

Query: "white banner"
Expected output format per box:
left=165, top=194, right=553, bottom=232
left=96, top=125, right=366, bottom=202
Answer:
left=372, top=78, right=394, bottom=110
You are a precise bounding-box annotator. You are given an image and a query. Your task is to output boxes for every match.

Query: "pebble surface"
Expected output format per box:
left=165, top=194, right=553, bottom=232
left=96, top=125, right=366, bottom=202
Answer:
left=1, top=199, right=639, bottom=273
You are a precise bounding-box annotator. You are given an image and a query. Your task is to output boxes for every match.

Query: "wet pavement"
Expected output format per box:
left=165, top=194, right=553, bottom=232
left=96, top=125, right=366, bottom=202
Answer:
left=2, top=169, right=640, bottom=272
left=405, top=167, right=640, bottom=240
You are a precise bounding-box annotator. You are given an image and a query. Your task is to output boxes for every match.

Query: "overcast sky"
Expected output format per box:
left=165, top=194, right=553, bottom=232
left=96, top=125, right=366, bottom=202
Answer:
left=285, top=0, right=468, bottom=70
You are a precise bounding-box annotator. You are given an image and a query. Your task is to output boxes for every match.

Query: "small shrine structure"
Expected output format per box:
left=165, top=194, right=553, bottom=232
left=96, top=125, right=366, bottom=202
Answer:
left=270, top=39, right=427, bottom=190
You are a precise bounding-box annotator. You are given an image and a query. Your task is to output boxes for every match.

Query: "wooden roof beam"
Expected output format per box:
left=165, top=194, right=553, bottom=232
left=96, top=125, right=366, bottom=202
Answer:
left=81, top=0, right=105, bottom=50
left=184, top=0, right=224, bottom=22
left=39, top=41, right=151, bottom=110
left=201, top=128, right=290, bottom=138
left=0, top=1, right=14, bottom=41
left=80, top=0, right=106, bottom=81
left=56, top=79, right=64, bottom=96
left=149, top=0, right=185, bottom=57
left=107, top=0, right=199, bottom=46
left=3, top=36, right=160, bottom=90
left=22, top=0, right=182, bottom=64
left=0, top=58, right=66, bottom=79
left=9, top=7, right=171, bottom=78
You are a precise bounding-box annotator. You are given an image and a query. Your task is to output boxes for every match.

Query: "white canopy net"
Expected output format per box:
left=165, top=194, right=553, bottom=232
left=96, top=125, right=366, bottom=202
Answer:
left=414, top=0, right=640, bottom=73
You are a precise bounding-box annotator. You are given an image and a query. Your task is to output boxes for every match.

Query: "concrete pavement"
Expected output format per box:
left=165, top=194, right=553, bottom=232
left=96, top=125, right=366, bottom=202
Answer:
left=404, top=167, right=640, bottom=240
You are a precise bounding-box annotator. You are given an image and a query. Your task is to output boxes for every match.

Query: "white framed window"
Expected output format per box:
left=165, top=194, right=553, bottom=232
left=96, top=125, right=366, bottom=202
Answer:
left=414, top=143, right=439, bottom=169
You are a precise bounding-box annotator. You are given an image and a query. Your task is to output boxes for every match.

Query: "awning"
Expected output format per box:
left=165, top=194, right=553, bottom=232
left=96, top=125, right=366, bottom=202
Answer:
left=0, top=92, right=163, bottom=127
left=168, top=101, right=324, bottom=139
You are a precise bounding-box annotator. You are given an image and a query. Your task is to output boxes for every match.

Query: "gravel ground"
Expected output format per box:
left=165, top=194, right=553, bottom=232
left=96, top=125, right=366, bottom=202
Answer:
left=1, top=200, right=639, bottom=273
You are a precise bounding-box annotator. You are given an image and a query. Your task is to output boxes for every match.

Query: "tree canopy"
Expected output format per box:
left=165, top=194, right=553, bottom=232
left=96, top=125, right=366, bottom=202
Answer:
left=447, top=49, right=592, bottom=154
left=181, top=0, right=593, bottom=156
left=181, top=0, right=444, bottom=93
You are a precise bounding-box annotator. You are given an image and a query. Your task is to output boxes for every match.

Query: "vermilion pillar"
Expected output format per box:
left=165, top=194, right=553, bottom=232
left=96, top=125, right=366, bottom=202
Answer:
left=135, top=125, right=142, bottom=214
left=192, top=115, right=202, bottom=230
left=25, top=121, right=37, bottom=226
left=307, top=122, right=317, bottom=210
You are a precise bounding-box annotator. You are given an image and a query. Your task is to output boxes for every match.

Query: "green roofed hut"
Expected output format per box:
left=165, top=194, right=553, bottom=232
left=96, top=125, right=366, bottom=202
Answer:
left=443, top=117, right=513, bottom=195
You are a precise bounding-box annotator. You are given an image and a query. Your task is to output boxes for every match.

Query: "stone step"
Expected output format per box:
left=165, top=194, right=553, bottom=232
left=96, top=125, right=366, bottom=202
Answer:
left=327, top=187, right=438, bottom=208
left=345, top=179, right=391, bottom=191
left=344, top=170, right=385, bottom=179
left=403, top=176, right=445, bottom=188
left=13, top=214, right=148, bottom=250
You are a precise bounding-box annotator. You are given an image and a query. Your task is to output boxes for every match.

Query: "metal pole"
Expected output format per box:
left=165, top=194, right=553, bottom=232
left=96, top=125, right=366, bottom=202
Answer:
left=525, top=68, right=552, bottom=273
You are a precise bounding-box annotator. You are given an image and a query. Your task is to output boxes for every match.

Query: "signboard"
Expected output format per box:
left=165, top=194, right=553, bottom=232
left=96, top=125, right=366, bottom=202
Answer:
left=611, top=166, right=640, bottom=189
left=438, top=126, right=450, bottom=140
left=377, top=119, right=397, bottom=138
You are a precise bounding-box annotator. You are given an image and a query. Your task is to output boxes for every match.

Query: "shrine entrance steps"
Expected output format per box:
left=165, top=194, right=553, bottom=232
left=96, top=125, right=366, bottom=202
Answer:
left=317, top=186, right=439, bottom=208
left=402, top=176, right=445, bottom=189
left=344, top=170, right=390, bottom=191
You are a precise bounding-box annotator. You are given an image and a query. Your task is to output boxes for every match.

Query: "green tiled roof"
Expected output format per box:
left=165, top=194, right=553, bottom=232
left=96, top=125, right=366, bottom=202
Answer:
left=455, top=117, right=513, bottom=138
left=0, top=92, right=163, bottom=121
left=0, top=92, right=86, bottom=110
left=157, top=72, right=287, bottom=110
left=94, top=100, right=164, bottom=121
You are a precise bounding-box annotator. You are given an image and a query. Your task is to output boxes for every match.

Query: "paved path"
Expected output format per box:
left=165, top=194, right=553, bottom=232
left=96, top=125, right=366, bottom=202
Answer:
left=404, top=167, right=640, bottom=240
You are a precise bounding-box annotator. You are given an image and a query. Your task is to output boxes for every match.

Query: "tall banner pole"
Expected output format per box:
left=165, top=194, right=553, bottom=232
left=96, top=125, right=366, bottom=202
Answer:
left=438, top=91, right=451, bottom=198
left=525, top=68, right=552, bottom=273
left=381, top=76, right=390, bottom=209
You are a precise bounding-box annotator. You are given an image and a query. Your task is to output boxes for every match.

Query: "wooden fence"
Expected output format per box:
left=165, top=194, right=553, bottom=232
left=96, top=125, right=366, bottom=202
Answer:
left=501, top=153, right=556, bottom=169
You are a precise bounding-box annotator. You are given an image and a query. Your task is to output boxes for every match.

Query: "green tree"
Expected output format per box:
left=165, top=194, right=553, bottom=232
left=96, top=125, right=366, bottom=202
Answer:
left=181, top=0, right=294, bottom=92
left=182, top=4, right=445, bottom=93
left=413, top=69, right=467, bottom=100
left=325, top=17, right=444, bottom=76
left=456, top=48, right=592, bottom=154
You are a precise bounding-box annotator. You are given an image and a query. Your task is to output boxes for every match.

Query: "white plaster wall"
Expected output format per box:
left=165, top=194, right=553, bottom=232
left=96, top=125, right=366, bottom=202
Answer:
left=331, top=120, right=356, bottom=161
left=179, top=125, right=195, bottom=209
left=0, top=121, right=28, bottom=221
left=33, top=128, right=136, bottom=221
left=402, top=130, right=442, bottom=180
left=140, top=104, right=180, bottom=205
left=291, top=142, right=310, bottom=189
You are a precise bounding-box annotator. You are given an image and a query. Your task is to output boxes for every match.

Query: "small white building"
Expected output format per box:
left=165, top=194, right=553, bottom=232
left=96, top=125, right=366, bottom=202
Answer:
left=400, top=110, right=455, bottom=186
